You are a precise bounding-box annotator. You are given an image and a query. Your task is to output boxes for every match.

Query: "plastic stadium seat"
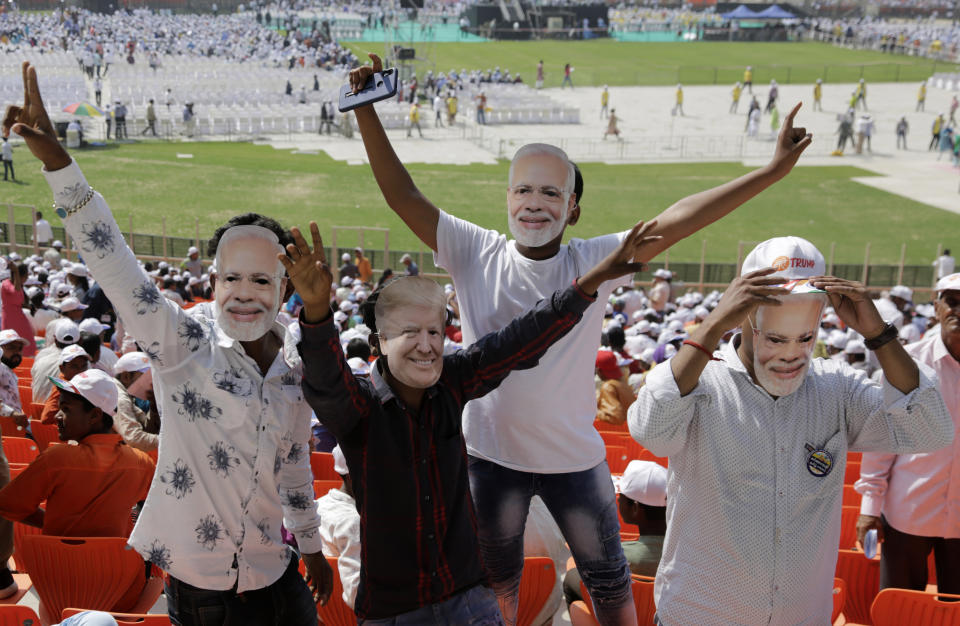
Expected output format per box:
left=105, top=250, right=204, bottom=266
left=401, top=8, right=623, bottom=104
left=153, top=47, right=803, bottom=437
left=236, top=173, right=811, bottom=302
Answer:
left=29, top=421, right=59, bottom=452
left=835, top=548, right=881, bottom=625
left=839, top=505, right=860, bottom=550
left=625, top=439, right=668, bottom=468
left=313, top=479, right=341, bottom=498
left=19, top=536, right=163, bottom=625
left=870, top=589, right=960, bottom=626
left=517, top=557, right=555, bottom=626
left=0, top=605, right=41, bottom=625
left=299, top=556, right=354, bottom=626
left=62, top=609, right=172, bottom=624
left=580, top=575, right=656, bottom=624
left=568, top=600, right=597, bottom=626
left=29, top=403, right=44, bottom=422
left=0, top=419, right=25, bottom=439
left=310, top=452, right=338, bottom=480
left=17, top=388, right=31, bottom=408
left=845, top=461, right=862, bottom=485
left=593, top=420, right=628, bottom=434
left=12, top=519, right=41, bottom=573
left=832, top=577, right=847, bottom=623
left=2, top=438, right=38, bottom=464
left=843, top=484, right=863, bottom=508
left=598, top=432, right=630, bottom=447
left=605, top=446, right=629, bottom=474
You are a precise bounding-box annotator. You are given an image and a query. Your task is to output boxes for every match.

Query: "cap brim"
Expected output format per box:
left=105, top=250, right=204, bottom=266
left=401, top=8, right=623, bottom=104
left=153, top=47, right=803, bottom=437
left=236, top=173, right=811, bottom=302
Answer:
left=779, top=279, right=826, bottom=294
left=48, top=376, right=78, bottom=395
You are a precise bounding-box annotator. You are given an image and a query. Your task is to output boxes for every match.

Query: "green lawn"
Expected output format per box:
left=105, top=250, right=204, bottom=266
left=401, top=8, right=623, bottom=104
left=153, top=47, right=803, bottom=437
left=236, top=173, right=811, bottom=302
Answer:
left=343, top=40, right=960, bottom=86
left=2, top=142, right=955, bottom=271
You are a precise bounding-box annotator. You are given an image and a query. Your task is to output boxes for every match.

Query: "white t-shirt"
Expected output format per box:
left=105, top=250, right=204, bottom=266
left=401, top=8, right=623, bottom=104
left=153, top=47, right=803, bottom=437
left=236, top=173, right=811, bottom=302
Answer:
left=435, top=210, right=630, bottom=472
left=35, top=219, right=54, bottom=244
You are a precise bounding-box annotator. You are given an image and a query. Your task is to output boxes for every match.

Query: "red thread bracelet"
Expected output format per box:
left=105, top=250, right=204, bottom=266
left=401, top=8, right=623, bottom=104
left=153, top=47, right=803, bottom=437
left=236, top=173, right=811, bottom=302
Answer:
left=682, top=339, right=723, bottom=361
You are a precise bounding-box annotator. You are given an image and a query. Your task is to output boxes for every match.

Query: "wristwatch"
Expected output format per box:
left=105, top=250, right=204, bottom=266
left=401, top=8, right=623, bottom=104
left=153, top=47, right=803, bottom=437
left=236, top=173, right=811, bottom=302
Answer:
left=864, top=323, right=898, bottom=351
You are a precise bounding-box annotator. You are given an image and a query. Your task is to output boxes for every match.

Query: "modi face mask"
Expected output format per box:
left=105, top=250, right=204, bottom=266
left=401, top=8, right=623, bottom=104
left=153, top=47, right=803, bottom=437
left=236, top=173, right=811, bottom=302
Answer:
left=748, top=294, right=826, bottom=398
left=213, top=226, right=287, bottom=342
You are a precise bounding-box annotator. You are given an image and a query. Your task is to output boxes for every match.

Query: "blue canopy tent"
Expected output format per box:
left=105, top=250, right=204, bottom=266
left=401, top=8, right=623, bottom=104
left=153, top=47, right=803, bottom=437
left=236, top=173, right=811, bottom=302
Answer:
left=755, top=5, right=797, bottom=18
left=721, top=5, right=761, bottom=18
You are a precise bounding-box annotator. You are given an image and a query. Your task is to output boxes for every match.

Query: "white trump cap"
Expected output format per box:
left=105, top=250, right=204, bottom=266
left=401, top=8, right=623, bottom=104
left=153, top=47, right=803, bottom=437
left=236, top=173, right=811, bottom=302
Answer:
left=741, top=236, right=826, bottom=294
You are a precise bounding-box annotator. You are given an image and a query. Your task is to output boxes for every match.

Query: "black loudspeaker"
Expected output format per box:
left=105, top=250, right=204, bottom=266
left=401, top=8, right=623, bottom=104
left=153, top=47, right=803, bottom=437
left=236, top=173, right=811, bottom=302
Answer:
left=397, top=47, right=416, bottom=60
left=400, top=0, right=424, bottom=7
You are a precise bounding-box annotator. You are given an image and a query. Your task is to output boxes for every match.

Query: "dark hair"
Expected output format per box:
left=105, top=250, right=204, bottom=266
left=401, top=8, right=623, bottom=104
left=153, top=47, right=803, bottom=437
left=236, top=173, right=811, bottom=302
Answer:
left=346, top=337, right=371, bottom=361
left=946, top=249, right=952, bottom=255
left=206, top=213, right=294, bottom=263
left=78, top=331, right=102, bottom=360
left=36, top=211, right=43, bottom=219
left=376, top=268, right=394, bottom=289
left=607, top=326, right=625, bottom=350
left=572, top=162, right=583, bottom=205
left=163, top=277, right=175, bottom=289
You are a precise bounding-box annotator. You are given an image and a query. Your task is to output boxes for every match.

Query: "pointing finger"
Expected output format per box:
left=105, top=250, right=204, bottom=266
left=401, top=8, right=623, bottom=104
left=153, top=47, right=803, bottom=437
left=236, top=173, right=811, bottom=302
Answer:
left=21, top=62, right=29, bottom=109
left=783, top=101, right=802, bottom=130
left=309, top=222, right=323, bottom=257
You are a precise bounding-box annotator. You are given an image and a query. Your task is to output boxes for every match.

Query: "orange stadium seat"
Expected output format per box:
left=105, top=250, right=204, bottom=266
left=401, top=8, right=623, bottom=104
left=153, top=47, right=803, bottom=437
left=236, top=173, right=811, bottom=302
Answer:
left=580, top=575, right=656, bottom=625
left=836, top=548, right=881, bottom=625
left=16, top=388, right=30, bottom=408
left=29, top=420, right=59, bottom=452
left=299, top=556, right=354, bottom=626
left=845, top=461, right=862, bottom=485
left=517, top=557, right=555, bottom=626
left=598, top=431, right=630, bottom=447
left=568, top=599, right=596, bottom=626
left=832, top=577, right=847, bottom=623
left=2, top=438, right=38, bottom=464
left=624, top=439, right=668, bottom=469
left=843, top=484, right=862, bottom=508
left=593, top=420, right=628, bottom=434
left=0, top=605, right=41, bottom=625
left=62, top=609, right=173, bottom=625
left=605, top=445, right=629, bottom=474
left=28, top=403, right=44, bottom=422
left=0, top=419, right=25, bottom=439
left=839, top=505, right=860, bottom=550
left=310, top=452, right=338, bottom=480
left=12, top=518, right=41, bottom=574
left=870, top=589, right=960, bottom=626
left=313, top=479, right=341, bottom=498
left=19, top=535, right=163, bottom=625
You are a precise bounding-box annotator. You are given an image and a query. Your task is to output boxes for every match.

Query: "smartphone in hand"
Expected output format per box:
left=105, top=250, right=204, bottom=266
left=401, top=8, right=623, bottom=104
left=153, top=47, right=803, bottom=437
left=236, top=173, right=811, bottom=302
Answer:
left=338, top=68, right=399, bottom=112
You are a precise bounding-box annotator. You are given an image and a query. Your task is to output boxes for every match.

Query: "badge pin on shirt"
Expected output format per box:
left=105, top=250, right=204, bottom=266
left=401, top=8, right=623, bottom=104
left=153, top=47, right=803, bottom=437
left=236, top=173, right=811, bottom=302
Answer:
left=804, top=443, right=834, bottom=478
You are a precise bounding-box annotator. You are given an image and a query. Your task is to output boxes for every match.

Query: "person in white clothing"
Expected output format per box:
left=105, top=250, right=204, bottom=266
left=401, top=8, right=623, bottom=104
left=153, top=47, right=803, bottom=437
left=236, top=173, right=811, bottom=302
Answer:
left=316, top=445, right=362, bottom=609
left=934, top=249, right=955, bottom=279
left=855, top=271, right=960, bottom=593
left=348, top=54, right=813, bottom=626
left=5, top=62, right=332, bottom=624
left=34, top=211, right=53, bottom=246
left=629, top=236, right=953, bottom=625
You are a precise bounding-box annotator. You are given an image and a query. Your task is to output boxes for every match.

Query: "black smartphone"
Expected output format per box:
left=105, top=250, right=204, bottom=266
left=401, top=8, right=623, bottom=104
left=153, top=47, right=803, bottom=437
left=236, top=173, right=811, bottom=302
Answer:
left=338, top=69, right=399, bottom=112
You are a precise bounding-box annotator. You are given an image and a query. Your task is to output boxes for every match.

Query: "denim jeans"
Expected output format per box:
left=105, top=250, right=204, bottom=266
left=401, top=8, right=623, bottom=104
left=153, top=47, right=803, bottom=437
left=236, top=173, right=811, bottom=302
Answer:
left=360, top=584, right=503, bottom=625
left=59, top=612, right=119, bottom=626
left=165, top=553, right=317, bottom=626
left=468, top=456, right=635, bottom=626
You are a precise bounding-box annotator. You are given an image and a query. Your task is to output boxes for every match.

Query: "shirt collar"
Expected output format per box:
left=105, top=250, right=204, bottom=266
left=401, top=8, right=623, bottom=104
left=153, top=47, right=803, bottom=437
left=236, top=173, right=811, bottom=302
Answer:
left=213, top=319, right=302, bottom=371
left=931, top=330, right=958, bottom=365
left=81, top=433, right=125, bottom=447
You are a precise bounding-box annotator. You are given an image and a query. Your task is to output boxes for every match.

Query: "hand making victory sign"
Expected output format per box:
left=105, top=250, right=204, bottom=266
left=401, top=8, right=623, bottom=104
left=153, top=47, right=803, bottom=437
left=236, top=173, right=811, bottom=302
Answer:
left=768, top=102, right=813, bottom=180
left=2, top=62, right=71, bottom=172
left=279, top=221, right=334, bottom=326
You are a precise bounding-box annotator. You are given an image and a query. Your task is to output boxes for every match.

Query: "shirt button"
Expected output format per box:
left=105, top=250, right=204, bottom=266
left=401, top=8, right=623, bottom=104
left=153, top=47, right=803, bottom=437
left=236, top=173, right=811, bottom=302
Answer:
left=421, top=458, right=427, bottom=465
left=778, top=491, right=784, bottom=497
left=774, top=585, right=779, bottom=591
left=431, top=571, right=437, bottom=577
left=424, top=495, right=431, bottom=502
left=428, top=533, right=434, bottom=540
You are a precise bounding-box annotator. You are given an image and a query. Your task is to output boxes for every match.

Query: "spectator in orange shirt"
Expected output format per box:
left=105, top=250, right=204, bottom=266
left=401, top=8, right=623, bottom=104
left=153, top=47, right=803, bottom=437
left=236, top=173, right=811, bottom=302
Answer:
left=40, top=344, right=90, bottom=425
left=355, top=247, right=373, bottom=284
left=595, top=349, right=635, bottom=426
left=0, top=368, right=154, bottom=537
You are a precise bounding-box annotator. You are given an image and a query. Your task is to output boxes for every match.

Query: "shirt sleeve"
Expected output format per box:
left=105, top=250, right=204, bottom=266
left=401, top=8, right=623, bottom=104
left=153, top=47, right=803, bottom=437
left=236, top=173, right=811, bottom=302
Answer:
left=442, top=283, right=595, bottom=405
left=114, top=388, right=159, bottom=452
left=596, top=380, right=628, bottom=426
left=433, top=209, right=495, bottom=277
left=0, top=452, right=50, bottom=523
left=279, top=396, right=323, bottom=555
left=854, top=452, right=897, bottom=518
left=298, top=315, right=373, bottom=443
left=0, top=368, right=22, bottom=416
left=844, top=361, right=953, bottom=455
left=333, top=514, right=362, bottom=608
left=628, top=359, right=713, bottom=457
left=44, top=160, right=203, bottom=374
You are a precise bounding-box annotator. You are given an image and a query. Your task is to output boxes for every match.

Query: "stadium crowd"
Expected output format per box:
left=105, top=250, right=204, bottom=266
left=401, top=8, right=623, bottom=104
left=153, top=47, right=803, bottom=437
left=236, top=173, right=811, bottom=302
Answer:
left=0, top=50, right=956, bottom=626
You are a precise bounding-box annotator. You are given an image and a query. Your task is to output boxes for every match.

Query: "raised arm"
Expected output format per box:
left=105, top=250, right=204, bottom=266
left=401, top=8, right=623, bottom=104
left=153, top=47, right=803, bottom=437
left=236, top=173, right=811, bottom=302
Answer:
left=349, top=54, right=439, bottom=252
left=638, top=102, right=812, bottom=262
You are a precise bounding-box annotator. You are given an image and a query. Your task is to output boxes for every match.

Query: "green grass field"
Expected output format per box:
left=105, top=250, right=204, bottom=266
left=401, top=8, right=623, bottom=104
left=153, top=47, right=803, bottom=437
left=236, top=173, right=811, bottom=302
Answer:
left=342, top=40, right=960, bottom=87
left=2, top=142, right=955, bottom=268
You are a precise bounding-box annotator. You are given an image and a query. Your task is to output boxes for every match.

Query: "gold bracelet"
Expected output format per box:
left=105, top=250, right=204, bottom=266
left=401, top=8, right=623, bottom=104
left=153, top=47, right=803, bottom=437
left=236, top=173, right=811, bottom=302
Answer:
left=53, top=187, right=95, bottom=219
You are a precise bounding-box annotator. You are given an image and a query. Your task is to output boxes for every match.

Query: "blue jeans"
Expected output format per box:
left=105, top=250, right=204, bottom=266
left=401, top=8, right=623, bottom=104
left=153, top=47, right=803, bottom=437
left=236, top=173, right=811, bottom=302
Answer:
left=360, top=584, right=503, bottom=625
left=468, top=456, right=635, bottom=626
left=165, top=553, right=317, bottom=626
left=59, top=612, right=118, bottom=626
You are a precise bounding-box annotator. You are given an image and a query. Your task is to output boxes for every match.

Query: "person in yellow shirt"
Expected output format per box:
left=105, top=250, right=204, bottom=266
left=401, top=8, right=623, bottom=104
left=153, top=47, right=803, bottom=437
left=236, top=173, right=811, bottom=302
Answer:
left=445, top=92, right=457, bottom=125
left=743, top=66, right=753, bottom=92
left=407, top=102, right=422, bottom=138
left=354, top=247, right=373, bottom=284
left=856, top=78, right=867, bottom=111
left=600, top=85, right=609, bottom=119
left=917, top=81, right=927, bottom=112
left=813, top=78, right=823, bottom=112
left=730, top=81, right=742, bottom=113
left=674, top=83, right=684, bottom=116
left=595, top=350, right=635, bottom=426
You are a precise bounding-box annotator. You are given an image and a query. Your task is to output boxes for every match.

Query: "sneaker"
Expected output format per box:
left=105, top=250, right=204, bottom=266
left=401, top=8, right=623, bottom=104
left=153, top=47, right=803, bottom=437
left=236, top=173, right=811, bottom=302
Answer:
left=0, top=567, right=17, bottom=599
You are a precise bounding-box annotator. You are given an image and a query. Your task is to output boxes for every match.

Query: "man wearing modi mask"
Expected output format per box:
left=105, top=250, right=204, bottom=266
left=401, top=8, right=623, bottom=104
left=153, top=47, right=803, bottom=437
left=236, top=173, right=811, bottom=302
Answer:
left=628, top=235, right=953, bottom=626
left=3, top=62, right=332, bottom=625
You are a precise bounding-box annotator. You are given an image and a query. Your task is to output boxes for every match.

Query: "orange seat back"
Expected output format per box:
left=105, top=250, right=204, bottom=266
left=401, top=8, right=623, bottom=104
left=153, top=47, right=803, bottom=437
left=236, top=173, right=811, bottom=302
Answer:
left=12, top=519, right=42, bottom=573
left=845, top=461, right=862, bottom=485
left=299, top=556, right=354, bottom=626
left=29, top=420, right=60, bottom=452
left=517, top=556, right=555, bottom=626
left=313, top=479, right=341, bottom=498
left=29, top=403, right=44, bottom=422
left=598, top=431, right=630, bottom=447
left=580, top=575, right=656, bottom=624
left=605, top=445, right=628, bottom=474
left=19, top=536, right=147, bottom=621
left=839, top=505, right=860, bottom=550
left=593, top=420, right=628, bottom=433
left=0, top=418, right=26, bottom=439
left=0, top=605, right=42, bottom=625
left=310, top=452, right=338, bottom=480
left=832, top=577, right=847, bottom=623
left=835, top=548, right=880, bottom=625
left=624, top=439, right=668, bottom=468
left=62, top=609, right=172, bottom=625
left=17, top=387, right=31, bottom=407
left=870, top=589, right=960, bottom=626
left=2, top=437, right=38, bottom=464
left=842, top=484, right=862, bottom=508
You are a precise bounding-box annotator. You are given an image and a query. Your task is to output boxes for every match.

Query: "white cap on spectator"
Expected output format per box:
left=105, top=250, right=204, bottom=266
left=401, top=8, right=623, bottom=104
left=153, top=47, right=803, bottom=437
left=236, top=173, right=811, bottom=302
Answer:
left=114, top=352, right=150, bottom=374
left=828, top=330, right=848, bottom=350
left=653, top=269, right=672, bottom=280
left=59, top=344, right=90, bottom=365
left=55, top=284, right=72, bottom=298
left=188, top=246, right=199, bottom=255
left=48, top=369, right=118, bottom=416
left=51, top=240, right=63, bottom=248
left=341, top=253, right=351, bottom=263
left=347, top=357, right=370, bottom=376
left=341, top=276, right=353, bottom=287
left=67, top=264, right=88, bottom=277
left=822, top=313, right=840, bottom=327
left=331, top=445, right=348, bottom=476
left=79, top=319, right=108, bottom=335
left=54, top=320, right=81, bottom=344
left=0, top=330, right=28, bottom=347
left=741, top=236, right=825, bottom=292
left=844, top=339, right=867, bottom=355
left=60, top=297, right=88, bottom=313
left=936, top=273, right=960, bottom=294
left=889, top=285, right=913, bottom=302
left=333, top=311, right=348, bottom=324
left=899, top=324, right=921, bottom=344
left=616, top=460, right=667, bottom=506
left=339, top=301, right=357, bottom=313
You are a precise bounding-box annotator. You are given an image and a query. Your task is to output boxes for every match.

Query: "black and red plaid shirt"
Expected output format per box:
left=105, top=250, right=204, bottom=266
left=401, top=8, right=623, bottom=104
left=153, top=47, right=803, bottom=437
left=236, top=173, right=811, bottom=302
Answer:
left=299, top=283, right=594, bottom=620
